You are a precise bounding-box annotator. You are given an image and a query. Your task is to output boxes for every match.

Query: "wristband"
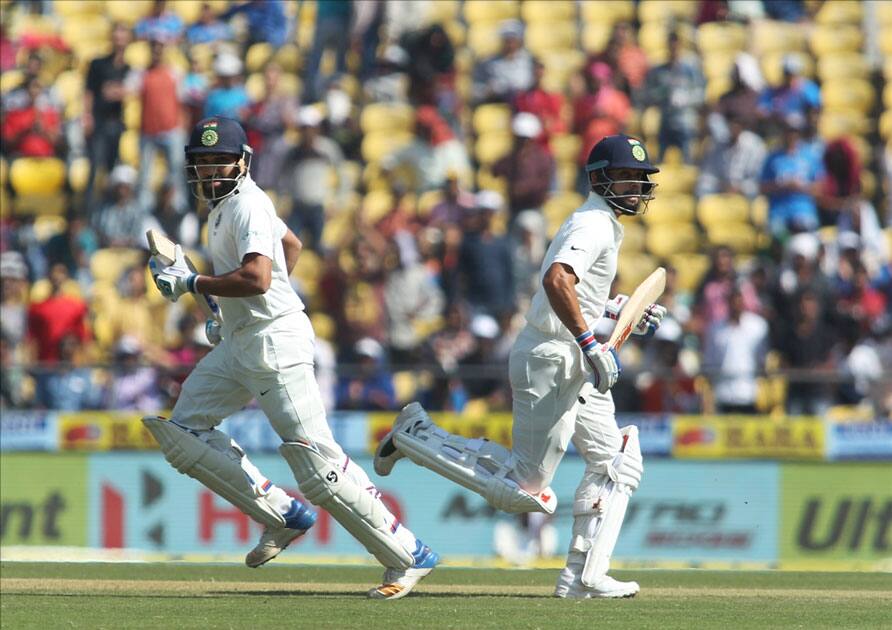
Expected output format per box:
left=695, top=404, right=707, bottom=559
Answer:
left=186, top=273, right=199, bottom=294
left=575, top=330, right=597, bottom=351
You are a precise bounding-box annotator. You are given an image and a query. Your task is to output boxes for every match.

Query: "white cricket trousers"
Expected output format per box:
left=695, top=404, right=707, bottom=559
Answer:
left=509, top=325, right=623, bottom=498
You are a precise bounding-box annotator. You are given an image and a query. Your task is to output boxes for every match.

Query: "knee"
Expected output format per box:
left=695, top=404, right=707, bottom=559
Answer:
left=511, top=460, right=553, bottom=495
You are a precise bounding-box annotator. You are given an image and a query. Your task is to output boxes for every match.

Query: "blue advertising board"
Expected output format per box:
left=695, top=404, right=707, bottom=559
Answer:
left=826, top=421, right=892, bottom=460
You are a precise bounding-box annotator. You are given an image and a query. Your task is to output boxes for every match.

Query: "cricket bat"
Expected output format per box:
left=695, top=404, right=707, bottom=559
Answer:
left=579, top=267, right=667, bottom=402
left=146, top=229, right=223, bottom=323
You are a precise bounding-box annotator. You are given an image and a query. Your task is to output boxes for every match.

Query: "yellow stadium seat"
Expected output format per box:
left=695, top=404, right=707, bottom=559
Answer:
left=810, top=24, right=863, bottom=56
left=750, top=196, right=768, bottom=227
left=246, top=42, right=273, bottom=73
left=429, top=0, right=460, bottom=23
left=640, top=106, right=661, bottom=140
left=61, top=14, right=110, bottom=48
left=53, top=0, right=104, bottom=16
left=9, top=14, right=57, bottom=40
left=750, top=20, right=807, bottom=56
left=13, top=193, right=67, bottom=216
left=697, top=22, right=747, bottom=54
left=273, top=43, right=302, bottom=74
left=444, top=20, right=467, bottom=48
left=668, top=252, right=710, bottom=293
left=474, top=132, right=513, bottom=166
left=526, top=22, right=578, bottom=57
left=881, top=111, right=892, bottom=141
left=638, top=0, right=697, bottom=23
left=0, top=157, right=7, bottom=188
left=880, top=2, right=892, bottom=26
left=543, top=192, right=584, bottom=225
left=33, top=214, right=67, bottom=242
left=68, top=157, right=91, bottom=194
left=360, top=103, right=415, bottom=134
left=10, top=158, right=66, bottom=196
left=467, top=24, right=503, bottom=59
left=581, top=1, right=635, bottom=24
left=815, top=0, right=862, bottom=25
left=705, top=77, right=732, bottom=105
left=522, top=0, right=576, bottom=22
left=761, top=51, right=815, bottom=86
left=119, top=130, right=140, bottom=167
left=169, top=0, right=204, bottom=23
left=392, top=371, right=418, bottom=404
left=551, top=134, right=582, bottom=164
left=30, top=277, right=82, bottom=303
left=245, top=72, right=265, bottom=101
left=646, top=223, right=700, bottom=258
left=105, top=0, right=154, bottom=25
left=361, top=190, right=394, bottom=224
left=463, top=0, right=519, bottom=24
left=615, top=252, right=658, bottom=295
left=90, top=248, right=144, bottom=284
left=361, top=131, right=414, bottom=163
left=651, top=164, right=698, bottom=195
left=884, top=83, right=892, bottom=110
left=1, top=69, right=24, bottom=94
left=581, top=22, right=613, bottom=54
left=477, top=167, right=508, bottom=197
left=621, top=221, right=646, bottom=253
left=124, top=41, right=151, bottom=70
left=822, top=79, right=874, bottom=113
left=556, top=162, right=578, bottom=191
left=472, top=103, right=512, bottom=135
left=417, top=190, right=444, bottom=216
left=706, top=222, right=759, bottom=254
left=702, top=50, right=738, bottom=81
left=697, top=194, right=750, bottom=227
left=54, top=70, right=84, bottom=108
left=817, top=53, right=869, bottom=82
left=881, top=27, right=892, bottom=58
left=643, top=193, right=695, bottom=225
left=819, top=110, right=871, bottom=140
left=638, top=21, right=694, bottom=57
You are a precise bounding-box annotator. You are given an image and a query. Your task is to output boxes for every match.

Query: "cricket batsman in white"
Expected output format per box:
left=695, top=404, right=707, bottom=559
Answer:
left=144, top=117, right=438, bottom=599
left=375, top=134, right=665, bottom=598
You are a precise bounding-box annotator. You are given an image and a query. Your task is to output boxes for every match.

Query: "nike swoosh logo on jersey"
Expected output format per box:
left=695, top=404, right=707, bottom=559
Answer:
left=570, top=246, right=583, bottom=251
left=260, top=389, right=270, bottom=396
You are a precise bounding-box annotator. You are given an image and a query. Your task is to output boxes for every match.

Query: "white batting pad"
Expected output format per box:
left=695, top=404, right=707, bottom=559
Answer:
left=279, top=441, right=414, bottom=570
left=143, top=416, right=285, bottom=528
left=392, top=405, right=557, bottom=515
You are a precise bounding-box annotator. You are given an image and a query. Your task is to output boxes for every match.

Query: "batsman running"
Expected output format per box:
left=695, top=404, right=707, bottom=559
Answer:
left=375, top=134, right=666, bottom=598
left=144, top=117, right=438, bottom=599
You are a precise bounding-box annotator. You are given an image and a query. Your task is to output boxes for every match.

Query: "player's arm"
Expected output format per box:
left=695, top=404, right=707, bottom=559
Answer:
left=542, top=262, right=588, bottom=337
left=282, top=228, right=302, bottom=275
left=194, top=253, right=272, bottom=297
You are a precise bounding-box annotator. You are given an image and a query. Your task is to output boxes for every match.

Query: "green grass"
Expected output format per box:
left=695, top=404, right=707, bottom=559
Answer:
left=1, top=563, right=890, bottom=629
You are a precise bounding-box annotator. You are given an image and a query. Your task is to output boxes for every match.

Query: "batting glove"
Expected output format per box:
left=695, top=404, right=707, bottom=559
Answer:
left=604, top=294, right=667, bottom=338
left=149, top=244, right=198, bottom=303
left=205, top=319, right=222, bottom=345
left=576, top=330, right=621, bottom=394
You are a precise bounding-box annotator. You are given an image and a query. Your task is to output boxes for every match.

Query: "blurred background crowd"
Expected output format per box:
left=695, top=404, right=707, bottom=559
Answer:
left=1, top=0, right=890, bottom=418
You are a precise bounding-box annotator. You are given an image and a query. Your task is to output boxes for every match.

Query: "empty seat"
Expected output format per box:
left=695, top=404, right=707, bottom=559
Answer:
left=526, top=22, right=578, bottom=57
left=361, top=103, right=415, bottom=134
left=810, top=24, right=863, bottom=56
left=646, top=223, right=700, bottom=258
left=90, top=248, right=144, bottom=284
left=246, top=42, right=273, bottom=73
left=668, top=252, right=710, bottom=293
left=10, top=157, right=66, bottom=196
left=643, top=193, right=696, bottom=225
left=463, top=0, right=519, bottom=24
left=706, top=222, right=759, bottom=254
left=697, top=194, right=750, bottom=227
left=474, top=132, right=513, bottom=166
left=821, top=79, right=875, bottom=113
left=361, top=131, right=414, bottom=163
left=472, top=103, right=512, bottom=135
left=651, top=164, right=698, bottom=195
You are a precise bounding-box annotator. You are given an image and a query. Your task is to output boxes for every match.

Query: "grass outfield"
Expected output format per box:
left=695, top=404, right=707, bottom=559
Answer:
left=1, top=563, right=890, bottom=629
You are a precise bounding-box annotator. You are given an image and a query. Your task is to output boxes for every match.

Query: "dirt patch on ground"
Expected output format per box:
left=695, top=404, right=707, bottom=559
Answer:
left=2, top=578, right=890, bottom=600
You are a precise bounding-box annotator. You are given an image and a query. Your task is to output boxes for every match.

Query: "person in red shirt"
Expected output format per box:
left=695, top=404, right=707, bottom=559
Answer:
left=1, top=76, right=62, bottom=158
left=591, top=22, right=649, bottom=97
left=513, top=58, right=566, bottom=153
left=26, top=263, right=90, bottom=365
left=571, top=62, right=631, bottom=165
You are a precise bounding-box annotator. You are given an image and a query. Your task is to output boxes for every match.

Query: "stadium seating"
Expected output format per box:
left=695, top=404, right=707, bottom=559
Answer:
left=697, top=194, right=750, bottom=227
left=646, top=223, right=700, bottom=259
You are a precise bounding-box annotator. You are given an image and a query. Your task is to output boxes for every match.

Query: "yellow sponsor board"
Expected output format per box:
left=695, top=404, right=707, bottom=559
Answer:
left=368, top=412, right=514, bottom=454
left=58, top=412, right=161, bottom=451
left=672, top=416, right=825, bottom=460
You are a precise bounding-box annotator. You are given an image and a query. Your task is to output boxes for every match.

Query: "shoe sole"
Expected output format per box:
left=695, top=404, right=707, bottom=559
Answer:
left=368, top=566, right=435, bottom=601
left=245, top=529, right=307, bottom=568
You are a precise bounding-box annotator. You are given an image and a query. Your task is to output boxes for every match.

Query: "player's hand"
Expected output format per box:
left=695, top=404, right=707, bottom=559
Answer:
left=205, top=319, right=222, bottom=345
left=149, top=244, right=198, bottom=303
left=576, top=331, right=621, bottom=394
left=604, top=294, right=667, bottom=337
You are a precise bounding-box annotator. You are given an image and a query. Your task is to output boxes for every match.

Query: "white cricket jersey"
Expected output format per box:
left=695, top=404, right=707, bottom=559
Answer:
left=206, top=175, right=305, bottom=338
left=525, top=192, right=623, bottom=341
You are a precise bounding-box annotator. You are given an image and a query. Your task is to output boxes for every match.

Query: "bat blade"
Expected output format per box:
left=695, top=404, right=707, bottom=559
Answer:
left=146, top=229, right=222, bottom=323
left=607, top=267, right=666, bottom=350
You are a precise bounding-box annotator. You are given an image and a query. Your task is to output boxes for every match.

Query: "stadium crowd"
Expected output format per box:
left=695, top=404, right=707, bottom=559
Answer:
left=1, top=0, right=890, bottom=418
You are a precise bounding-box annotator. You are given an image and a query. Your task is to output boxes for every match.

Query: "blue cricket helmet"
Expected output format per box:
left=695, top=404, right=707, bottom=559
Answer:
left=185, top=117, right=253, bottom=202
left=585, top=134, right=659, bottom=215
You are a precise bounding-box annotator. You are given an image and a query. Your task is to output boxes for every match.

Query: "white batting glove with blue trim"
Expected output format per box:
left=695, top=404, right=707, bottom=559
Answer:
left=604, top=294, right=667, bottom=338
left=576, top=330, right=621, bottom=394
left=149, top=244, right=198, bottom=303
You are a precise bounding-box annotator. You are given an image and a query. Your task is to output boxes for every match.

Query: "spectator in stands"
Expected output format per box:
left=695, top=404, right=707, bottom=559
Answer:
left=34, top=334, right=102, bottom=410
left=763, top=0, right=809, bottom=22
left=44, top=212, right=98, bottom=287
left=514, top=58, right=566, bottom=152
left=835, top=317, right=886, bottom=410
left=836, top=253, right=888, bottom=335
left=203, top=52, right=250, bottom=121
left=759, top=113, right=824, bottom=237
left=702, top=285, right=769, bottom=414
left=129, top=38, right=187, bottom=210
left=134, top=0, right=184, bottom=44
left=0, top=22, right=16, bottom=73
left=0, top=75, right=62, bottom=159
left=715, top=52, right=763, bottom=132
left=309, top=312, right=338, bottom=414
left=104, top=335, right=163, bottom=411
left=770, top=232, right=836, bottom=324
left=693, top=245, right=761, bottom=332
left=472, top=19, right=534, bottom=105
left=428, top=172, right=474, bottom=229
left=643, top=31, right=705, bottom=162
left=365, top=44, right=410, bottom=104
left=0, top=251, right=29, bottom=351
left=186, top=2, right=233, bottom=45
left=384, top=239, right=445, bottom=365
left=591, top=22, right=649, bottom=97
left=26, top=263, right=90, bottom=366
left=349, top=0, right=384, bottom=82
left=83, top=22, right=130, bottom=206
left=223, top=0, right=291, bottom=49
left=493, top=113, right=555, bottom=222
left=1, top=332, right=30, bottom=409
left=109, top=265, right=168, bottom=359
left=159, top=313, right=211, bottom=403
left=696, top=111, right=766, bottom=199
left=92, top=164, right=146, bottom=248
left=336, top=337, right=396, bottom=411
left=375, top=182, right=423, bottom=243
left=245, top=61, right=299, bottom=190
left=459, top=313, right=506, bottom=403
left=400, top=23, right=456, bottom=108
left=424, top=301, right=476, bottom=410
left=279, top=106, right=344, bottom=251
left=304, top=0, right=351, bottom=100
left=382, top=105, right=471, bottom=194
left=774, top=288, right=836, bottom=415
left=511, top=210, right=547, bottom=310
left=458, top=190, right=515, bottom=318
left=181, top=53, right=210, bottom=131
left=757, top=54, right=821, bottom=126
left=571, top=62, right=631, bottom=165
left=143, top=182, right=199, bottom=249
left=638, top=319, right=699, bottom=413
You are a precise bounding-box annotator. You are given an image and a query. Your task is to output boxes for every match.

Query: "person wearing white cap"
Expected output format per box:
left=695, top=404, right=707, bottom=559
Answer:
left=278, top=105, right=345, bottom=250
left=492, top=113, right=555, bottom=220
left=93, top=164, right=147, bottom=248
left=204, top=51, right=250, bottom=121
left=472, top=19, right=534, bottom=104
left=756, top=52, right=821, bottom=124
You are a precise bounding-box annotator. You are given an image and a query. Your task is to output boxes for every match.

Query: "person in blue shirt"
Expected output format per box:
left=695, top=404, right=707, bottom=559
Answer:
left=203, top=53, right=251, bottom=121
left=336, top=338, right=396, bottom=411
left=186, top=3, right=233, bottom=45
left=758, top=55, right=821, bottom=124
left=134, top=0, right=184, bottom=44
left=760, top=114, right=824, bottom=237
left=221, top=0, right=291, bottom=49
left=34, top=335, right=103, bottom=410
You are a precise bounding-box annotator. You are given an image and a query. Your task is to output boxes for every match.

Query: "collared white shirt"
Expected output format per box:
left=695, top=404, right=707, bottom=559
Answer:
left=206, top=175, right=304, bottom=337
left=525, top=193, right=623, bottom=341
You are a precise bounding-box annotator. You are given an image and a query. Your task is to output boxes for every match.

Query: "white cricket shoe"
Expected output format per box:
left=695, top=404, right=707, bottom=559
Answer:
left=368, top=540, right=439, bottom=600
left=554, top=569, right=640, bottom=599
left=245, top=499, right=316, bottom=568
left=373, top=402, right=430, bottom=476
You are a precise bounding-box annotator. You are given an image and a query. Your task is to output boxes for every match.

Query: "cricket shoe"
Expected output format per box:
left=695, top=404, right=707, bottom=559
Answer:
left=374, top=402, right=431, bottom=476
left=368, top=540, right=440, bottom=600
left=553, top=570, right=639, bottom=599
left=245, top=499, right=316, bottom=568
